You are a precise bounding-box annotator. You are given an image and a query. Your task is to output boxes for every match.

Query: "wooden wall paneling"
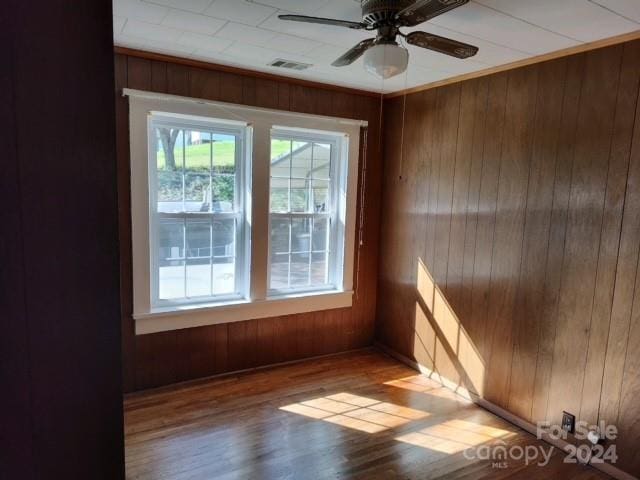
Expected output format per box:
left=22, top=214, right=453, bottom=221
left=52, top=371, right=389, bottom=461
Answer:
left=315, top=89, right=335, bottom=117
left=403, top=89, right=437, bottom=363
left=470, top=72, right=508, bottom=362
left=151, top=60, right=167, bottom=93
left=345, top=105, right=364, bottom=342
left=579, top=41, right=640, bottom=427
left=291, top=85, right=317, bottom=114
left=7, top=1, right=124, bottom=476
left=242, top=76, right=257, bottom=106
left=213, top=323, right=229, bottom=374
left=483, top=65, right=539, bottom=407
left=398, top=89, right=425, bottom=320
left=616, top=240, right=640, bottom=473
left=507, top=58, right=566, bottom=421
left=135, top=331, right=178, bottom=389
left=377, top=96, right=406, bottom=353
left=458, top=77, right=489, bottom=344
left=255, top=316, right=276, bottom=367
left=176, top=326, right=217, bottom=381
left=189, top=67, right=220, bottom=101
left=530, top=54, right=584, bottom=422
left=0, top=12, right=34, bottom=476
left=331, top=91, right=356, bottom=119
left=363, top=98, right=383, bottom=343
left=445, top=80, right=478, bottom=311
left=432, top=85, right=461, bottom=289
left=278, top=83, right=291, bottom=111
left=114, top=54, right=136, bottom=393
left=166, top=63, right=189, bottom=96
left=375, top=38, right=640, bottom=478
left=127, top=56, right=152, bottom=90
left=546, top=46, right=624, bottom=427
left=599, top=43, right=640, bottom=429
left=219, top=72, right=243, bottom=104
left=297, top=313, right=316, bottom=358
left=431, top=85, right=464, bottom=386
left=254, top=78, right=279, bottom=110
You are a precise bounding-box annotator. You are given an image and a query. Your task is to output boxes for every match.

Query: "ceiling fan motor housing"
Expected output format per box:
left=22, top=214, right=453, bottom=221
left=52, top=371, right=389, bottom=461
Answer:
left=361, top=0, right=414, bottom=27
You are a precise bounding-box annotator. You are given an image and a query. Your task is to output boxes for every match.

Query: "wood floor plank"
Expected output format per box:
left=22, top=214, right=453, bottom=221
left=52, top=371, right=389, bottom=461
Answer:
left=125, top=350, right=610, bottom=480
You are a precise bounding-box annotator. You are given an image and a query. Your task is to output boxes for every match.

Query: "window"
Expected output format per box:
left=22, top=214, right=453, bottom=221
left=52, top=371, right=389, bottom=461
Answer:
left=149, top=115, right=249, bottom=307
left=127, top=89, right=363, bottom=334
left=269, top=131, right=343, bottom=294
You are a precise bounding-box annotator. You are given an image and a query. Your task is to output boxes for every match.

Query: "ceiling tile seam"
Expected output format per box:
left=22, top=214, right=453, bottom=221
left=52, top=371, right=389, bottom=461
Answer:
left=142, top=0, right=215, bottom=15
left=471, top=0, right=585, bottom=44
left=246, top=0, right=324, bottom=16
left=116, top=17, right=128, bottom=35
left=586, top=0, right=640, bottom=25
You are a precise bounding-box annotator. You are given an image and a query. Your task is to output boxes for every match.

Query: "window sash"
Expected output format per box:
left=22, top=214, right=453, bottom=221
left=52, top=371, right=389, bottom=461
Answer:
left=148, top=115, right=248, bottom=308
left=268, top=130, right=342, bottom=295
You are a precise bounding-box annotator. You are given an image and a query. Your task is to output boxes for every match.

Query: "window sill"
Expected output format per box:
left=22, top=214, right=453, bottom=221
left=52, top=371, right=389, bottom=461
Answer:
left=134, top=290, right=353, bottom=335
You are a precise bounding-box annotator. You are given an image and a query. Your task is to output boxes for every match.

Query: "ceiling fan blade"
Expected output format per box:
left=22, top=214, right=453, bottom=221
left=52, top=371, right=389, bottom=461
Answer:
left=405, top=31, right=478, bottom=59
left=331, top=39, right=376, bottom=67
left=396, top=0, right=470, bottom=27
left=278, top=14, right=366, bottom=30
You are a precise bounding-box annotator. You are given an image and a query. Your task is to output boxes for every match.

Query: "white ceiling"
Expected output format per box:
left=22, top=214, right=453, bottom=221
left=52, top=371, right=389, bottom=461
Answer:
left=113, top=0, right=640, bottom=94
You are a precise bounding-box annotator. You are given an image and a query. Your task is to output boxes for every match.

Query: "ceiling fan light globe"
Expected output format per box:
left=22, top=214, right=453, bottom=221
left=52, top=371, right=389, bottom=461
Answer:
left=363, top=43, right=408, bottom=79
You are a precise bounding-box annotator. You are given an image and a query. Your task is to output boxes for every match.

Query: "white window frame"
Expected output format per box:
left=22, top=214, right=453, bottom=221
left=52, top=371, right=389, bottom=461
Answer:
left=125, top=88, right=364, bottom=335
left=147, top=114, right=250, bottom=309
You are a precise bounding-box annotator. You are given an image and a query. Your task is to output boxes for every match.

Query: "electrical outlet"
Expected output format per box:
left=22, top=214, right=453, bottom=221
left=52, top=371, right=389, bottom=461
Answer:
left=562, top=411, right=575, bottom=434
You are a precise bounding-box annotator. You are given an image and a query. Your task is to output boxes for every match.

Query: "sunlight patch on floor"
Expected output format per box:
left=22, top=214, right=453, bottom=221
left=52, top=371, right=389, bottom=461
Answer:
left=395, top=418, right=515, bottom=454
left=280, top=392, right=430, bottom=434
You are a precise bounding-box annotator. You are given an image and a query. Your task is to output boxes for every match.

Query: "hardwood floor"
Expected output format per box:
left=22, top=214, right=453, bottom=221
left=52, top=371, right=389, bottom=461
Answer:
left=124, top=349, right=609, bottom=480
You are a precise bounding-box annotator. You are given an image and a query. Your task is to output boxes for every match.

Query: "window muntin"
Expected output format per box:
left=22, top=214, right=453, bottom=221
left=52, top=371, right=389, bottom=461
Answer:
left=149, top=115, right=247, bottom=307
left=268, top=132, right=341, bottom=294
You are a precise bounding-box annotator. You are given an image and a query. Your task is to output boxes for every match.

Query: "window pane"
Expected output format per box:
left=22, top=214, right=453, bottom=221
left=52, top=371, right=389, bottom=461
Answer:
left=290, top=252, right=310, bottom=287
left=290, top=185, right=310, bottom=212
left=268, top=132, right=340, bottom=294
left=312, top=179, right=329, bottom=213
left=212, top=134, right=236, bottom=173
left=312, top=217, right=329, bottom=252
left=184, top=131, right=211, bottom=213
left=311, top=251, right=329, bottom=285
left=269, top=252, right=289, bottom=290
left=213, top=257, right=235, bottom=295
left=271, top=139, right=291, bottom=178
left=271, top=218, right=290, bottom=254
left=213, top=219, right=235, bottom=257
left=184, top=131, right=211, bottom=172
left=186, top=219, right=212, bottom=298
left=212, top=133, right=236, bottom=212
left=156, top=128, right=183, bottom=171
left=212, top=219, right=236, bottom=294
left=291, top=141, right=311, bottom=179
left=158, top=219, right=185, bottom=300
left=184, top=173, right=210, bottom=212
left=313, top=143, right=331, bottom=180
left=156, top=128, right=183, bottom=213
left=212, top=175, right=234, bottom=212
left=291, top=218, right=311, bottom=253
left=270, top=177, right=289, bottom=212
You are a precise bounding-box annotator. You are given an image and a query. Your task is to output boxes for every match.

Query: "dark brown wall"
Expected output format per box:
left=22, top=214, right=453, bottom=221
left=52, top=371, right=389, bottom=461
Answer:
left=377, top=39, right=640, bottom=476
left=115, top=52, right=383, bottom=392
left=1, top=1, right=123, bottom=478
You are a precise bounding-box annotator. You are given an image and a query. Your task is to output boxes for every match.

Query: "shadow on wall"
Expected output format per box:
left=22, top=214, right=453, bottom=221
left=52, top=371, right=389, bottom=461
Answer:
left=411, top=258, right=486, bottom=398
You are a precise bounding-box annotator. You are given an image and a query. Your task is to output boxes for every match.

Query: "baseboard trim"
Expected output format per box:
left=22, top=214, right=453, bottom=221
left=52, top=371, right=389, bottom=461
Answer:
left=374, top=342, right=637, bottom=480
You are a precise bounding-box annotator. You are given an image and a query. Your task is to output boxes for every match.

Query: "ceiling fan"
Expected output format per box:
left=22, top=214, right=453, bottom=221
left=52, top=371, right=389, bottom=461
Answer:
left=278, top=0, right=478, bottom=80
